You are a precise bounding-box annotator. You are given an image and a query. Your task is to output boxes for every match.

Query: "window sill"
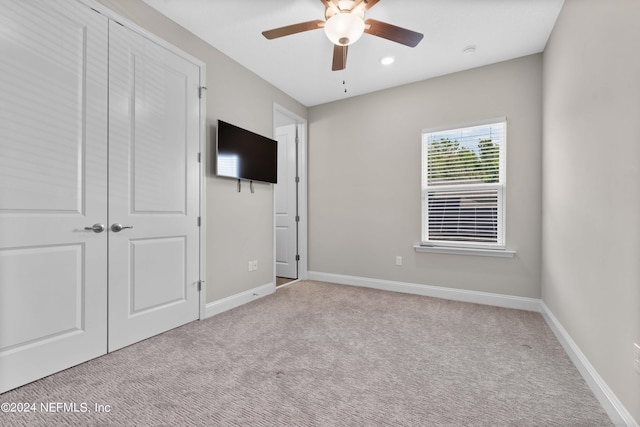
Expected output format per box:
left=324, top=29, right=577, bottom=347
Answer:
left=413, top=245, right=516, bottom=258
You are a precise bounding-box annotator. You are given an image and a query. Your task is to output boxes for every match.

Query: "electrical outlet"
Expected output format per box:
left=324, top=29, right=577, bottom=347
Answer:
left=395, top=256, right=402, bottom=266
left=634, top=343, right=640, bottom=374
left=252, top=260, right=258, bottom=271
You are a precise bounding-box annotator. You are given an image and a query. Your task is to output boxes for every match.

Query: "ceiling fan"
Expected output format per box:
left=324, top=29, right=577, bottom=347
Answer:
left=262, top=0, right=424, bottom=71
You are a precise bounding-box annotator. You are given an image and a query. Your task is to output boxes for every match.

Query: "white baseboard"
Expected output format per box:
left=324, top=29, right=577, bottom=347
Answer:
left=204, top=282, right=275, bottom=318
left=307, top=271, right=541, bottom=312
left=307, top=271, right=637, bottom=426
left=540, top=302, right=638, bottom=427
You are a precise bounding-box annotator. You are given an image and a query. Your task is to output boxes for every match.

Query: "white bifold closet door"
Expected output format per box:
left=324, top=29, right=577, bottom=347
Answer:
left=0, top=0, right=109, bottom=393
left=0, top=0, right=201, bottom=393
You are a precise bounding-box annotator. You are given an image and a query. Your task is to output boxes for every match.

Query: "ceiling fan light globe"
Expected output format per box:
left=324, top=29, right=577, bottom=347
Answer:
left=324, top=13, right=365, bottom=46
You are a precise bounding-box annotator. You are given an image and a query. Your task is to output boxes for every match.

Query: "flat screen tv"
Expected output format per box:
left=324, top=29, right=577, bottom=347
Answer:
left=215, top=119, right=278, bottom=184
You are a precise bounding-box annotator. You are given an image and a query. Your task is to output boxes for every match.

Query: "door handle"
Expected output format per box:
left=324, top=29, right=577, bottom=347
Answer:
left=84, top=223, right=105, bottom=233
left=111, top=223, right=133, bottom=232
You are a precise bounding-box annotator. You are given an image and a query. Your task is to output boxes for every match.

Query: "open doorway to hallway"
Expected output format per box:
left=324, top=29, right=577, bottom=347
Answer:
left=273, top=103, right=308, bottom=283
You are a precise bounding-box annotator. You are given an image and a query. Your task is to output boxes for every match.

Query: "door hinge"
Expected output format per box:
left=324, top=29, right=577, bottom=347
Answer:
left=197, top=216, right=201, bottom=227
left=295, top=254, right=300, bottom=261
left=295, top=215, right=300, bottom=222
left=197, top=152, right=201, bottom=163
left=197, top=280, right=204, bottom=291
left=295, top=176, right=300, bottom=183
left=198, top=86, right=207, bottom=99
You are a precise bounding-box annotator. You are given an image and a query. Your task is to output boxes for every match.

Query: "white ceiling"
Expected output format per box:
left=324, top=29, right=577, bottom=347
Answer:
left=142, top=0, right=564, bottom=107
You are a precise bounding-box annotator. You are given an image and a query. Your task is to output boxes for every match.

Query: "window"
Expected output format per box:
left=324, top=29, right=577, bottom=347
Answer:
left=421, top=118, right=506, bottom=250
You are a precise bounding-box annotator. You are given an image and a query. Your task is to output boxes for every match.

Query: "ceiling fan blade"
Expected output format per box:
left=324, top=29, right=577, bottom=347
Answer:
left=364, top=19, right=424, bottom=47
left=332, top=44, right=348, bottom=71
left=262, top=20, right=325, bottom=40
left=362, top=0, right=380, bottom=11
left=352, top=0, right=380, bottom=14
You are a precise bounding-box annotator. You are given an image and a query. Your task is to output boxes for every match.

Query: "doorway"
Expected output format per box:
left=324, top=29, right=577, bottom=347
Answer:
left=273, top=104, right=308, bottom=285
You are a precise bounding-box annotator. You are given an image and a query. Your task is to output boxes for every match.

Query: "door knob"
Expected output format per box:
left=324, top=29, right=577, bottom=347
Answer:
left=111, top=223, right=133, bottom=232
left=84, top=223, right=105, bottom=233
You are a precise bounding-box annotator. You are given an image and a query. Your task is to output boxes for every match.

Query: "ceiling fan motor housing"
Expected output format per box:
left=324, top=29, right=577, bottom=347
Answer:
left=324, top=0, right=360, bottom=19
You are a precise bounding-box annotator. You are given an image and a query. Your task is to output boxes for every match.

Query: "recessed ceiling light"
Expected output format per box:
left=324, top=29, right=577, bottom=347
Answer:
left=380, top=56, right=395, bottom=65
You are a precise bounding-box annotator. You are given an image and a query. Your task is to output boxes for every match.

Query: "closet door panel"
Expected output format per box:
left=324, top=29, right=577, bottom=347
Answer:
left=108, top=21, right=200, bottom=351
left=0, top=0, right=108, bottom=393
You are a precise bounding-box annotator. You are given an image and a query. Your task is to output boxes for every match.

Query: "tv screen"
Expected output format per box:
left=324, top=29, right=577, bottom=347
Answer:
left=215, top=120, right=278, bottom=184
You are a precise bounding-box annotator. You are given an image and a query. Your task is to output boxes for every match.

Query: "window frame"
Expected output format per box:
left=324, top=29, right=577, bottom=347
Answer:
left=421, top=117, right=507, bottom=251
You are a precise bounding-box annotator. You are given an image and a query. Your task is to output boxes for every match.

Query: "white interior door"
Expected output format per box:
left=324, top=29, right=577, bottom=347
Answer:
left=275, top=124, right=298, bottom=279
left=107, top=21, right=201, bottom=351
left=0, top=0, right=108, bottom=393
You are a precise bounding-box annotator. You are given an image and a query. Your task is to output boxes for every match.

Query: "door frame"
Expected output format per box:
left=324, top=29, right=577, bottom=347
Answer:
left=273, top=103, right=308, bottom=282
left=81, top=0, right=207, bottom=319
left=197, top=66, right=207, bottom=319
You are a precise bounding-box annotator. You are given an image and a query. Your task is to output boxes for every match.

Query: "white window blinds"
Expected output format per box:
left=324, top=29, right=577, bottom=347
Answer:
left=422, top=119, right=506, bottom=248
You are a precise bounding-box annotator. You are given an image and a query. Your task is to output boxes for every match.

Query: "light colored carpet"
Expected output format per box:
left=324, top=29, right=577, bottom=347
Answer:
left=0, top=280, right=612, bottom=426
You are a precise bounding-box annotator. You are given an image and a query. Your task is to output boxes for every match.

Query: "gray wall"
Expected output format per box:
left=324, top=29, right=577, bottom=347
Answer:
left=308, top=54, right=543, bottom=298
left=96, top=0, right=307, bottom=303
left=542, top=0, right=640, bottom=421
